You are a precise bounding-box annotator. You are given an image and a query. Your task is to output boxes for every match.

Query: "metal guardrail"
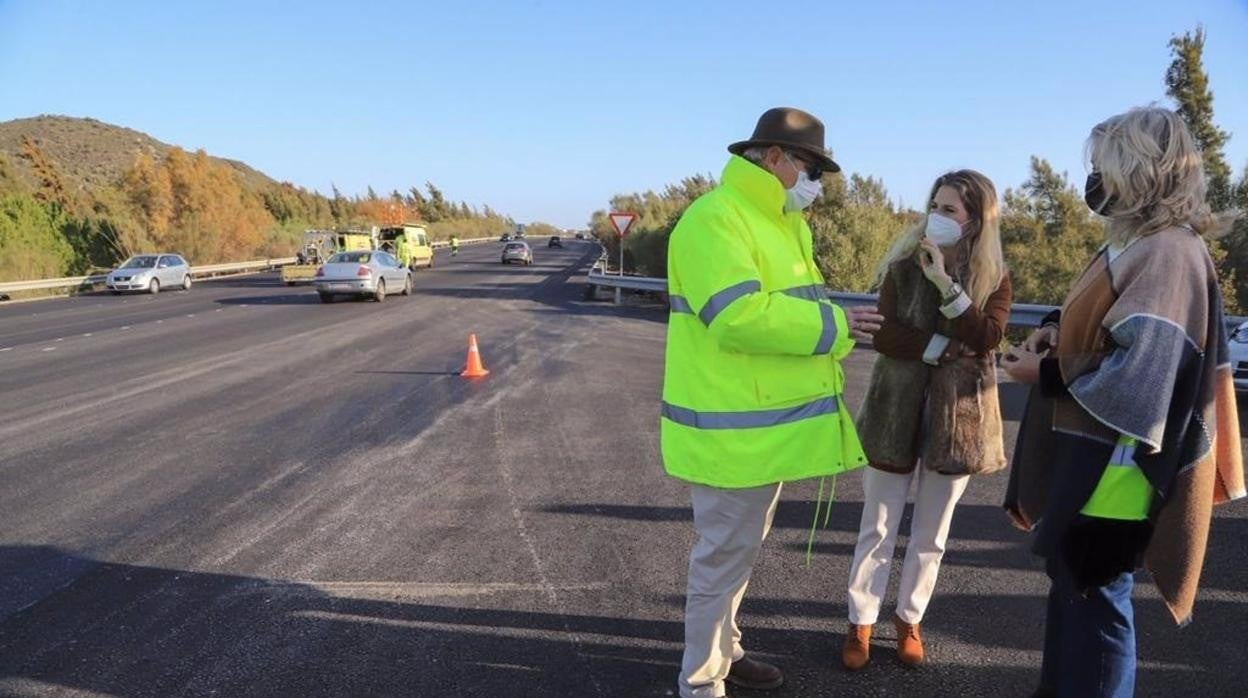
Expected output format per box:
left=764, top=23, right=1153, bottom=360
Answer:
left=591, top=270, right=1060, bottom=329
left=0, top=274, right=108, bottom=293
left=819, top=291, right=1059, bottom=327
left=0, top=237, right=504, bottom=296
left=430, top=235, right=495, bottom=249
left=587, top=268, right=1248, bottom=329
left=586, top=269, right=668, bottom=294
left=0, top=258, right=297, bottom=295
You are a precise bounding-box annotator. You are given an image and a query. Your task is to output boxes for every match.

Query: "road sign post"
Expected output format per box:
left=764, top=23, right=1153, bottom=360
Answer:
left=608, top=212, right=637, bottom=305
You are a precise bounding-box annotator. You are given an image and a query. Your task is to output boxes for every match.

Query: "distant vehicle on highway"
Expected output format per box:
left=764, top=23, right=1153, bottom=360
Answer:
left=1230, top=320, right=1248, bottom=392
left=574, top=231, right=586, bottom=240
left=314, top=250, right=412, bottom=303
left=107, top=254, right=190, bottom=295
left=284, top=229, right=375, bottom=285
left=547, top=236, right=563, bottom=248
left=378, top=224, right=434, bottom=271
left=501, top=242, right=533, bottom=265
left=500, top=233, right=513, bottom=242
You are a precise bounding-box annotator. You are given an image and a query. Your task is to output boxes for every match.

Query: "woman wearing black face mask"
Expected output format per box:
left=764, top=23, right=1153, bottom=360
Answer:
left=1002, top=107, right=1245, bottom=698
left=1084, top=171, right=1117, bottom=215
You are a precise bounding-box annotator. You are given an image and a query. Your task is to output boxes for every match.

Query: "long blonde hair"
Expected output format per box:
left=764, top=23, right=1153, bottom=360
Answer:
left=874, top=170, right=1005, bottom=310
left=1087, top=106, right=1234, bottom=242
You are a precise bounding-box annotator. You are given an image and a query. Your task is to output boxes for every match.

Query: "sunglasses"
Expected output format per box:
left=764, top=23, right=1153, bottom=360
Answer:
left=786, top=151, right=824, bottom=180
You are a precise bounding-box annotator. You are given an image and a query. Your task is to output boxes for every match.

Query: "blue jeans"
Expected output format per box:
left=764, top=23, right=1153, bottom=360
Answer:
left=1038, top=551, right=1136, bottom=697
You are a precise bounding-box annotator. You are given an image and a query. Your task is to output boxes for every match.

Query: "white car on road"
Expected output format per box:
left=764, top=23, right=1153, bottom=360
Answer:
left=314, top=250, right=412, bottom=303
left=1229, top=320, right=1248, bottom=391
left=501, top=242, right=533, bottom=265
left=107, top=254, right=191, bottom=294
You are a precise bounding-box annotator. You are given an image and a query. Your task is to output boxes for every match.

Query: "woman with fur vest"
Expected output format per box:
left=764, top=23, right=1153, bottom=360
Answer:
left=843, top=169, right=1011, bottom=670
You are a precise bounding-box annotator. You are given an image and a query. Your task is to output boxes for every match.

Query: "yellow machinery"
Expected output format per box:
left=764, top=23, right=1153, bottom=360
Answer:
left=281, top=229, right=377, bottom=285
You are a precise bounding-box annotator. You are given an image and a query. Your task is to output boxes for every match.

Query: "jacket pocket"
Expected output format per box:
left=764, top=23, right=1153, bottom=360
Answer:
left=753, top=355, right=836, bottom=407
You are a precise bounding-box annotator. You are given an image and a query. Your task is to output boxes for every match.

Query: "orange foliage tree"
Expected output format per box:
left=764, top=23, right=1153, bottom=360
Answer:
left=120, top=148, right=274, bottom=262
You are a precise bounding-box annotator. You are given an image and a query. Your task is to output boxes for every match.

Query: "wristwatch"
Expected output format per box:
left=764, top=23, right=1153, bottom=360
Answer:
left=942, top=282, right=963, bottom=302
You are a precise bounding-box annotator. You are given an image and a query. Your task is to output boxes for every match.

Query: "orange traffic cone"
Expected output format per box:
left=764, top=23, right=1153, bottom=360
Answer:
left=461, top=334, right=490, bottom=378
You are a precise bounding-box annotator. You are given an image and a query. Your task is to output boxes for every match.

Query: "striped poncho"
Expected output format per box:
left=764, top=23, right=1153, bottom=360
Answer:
left=1005, top=226, right=1246, bottom=624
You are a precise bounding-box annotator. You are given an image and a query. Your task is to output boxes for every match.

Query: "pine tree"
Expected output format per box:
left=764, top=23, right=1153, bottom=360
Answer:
left=1166, top=26, right=1234, bottom=211
left=1165, top=26, right=1244, bottom=313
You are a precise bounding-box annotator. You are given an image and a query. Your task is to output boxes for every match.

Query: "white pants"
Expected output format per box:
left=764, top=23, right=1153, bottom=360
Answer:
left=679, top=482, right=783, bottom=698
left=847, top=466, right=969, bottom=625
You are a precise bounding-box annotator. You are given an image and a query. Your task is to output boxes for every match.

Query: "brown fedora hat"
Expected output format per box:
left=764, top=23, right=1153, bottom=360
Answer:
left=728, top=107, right=841, bottom=174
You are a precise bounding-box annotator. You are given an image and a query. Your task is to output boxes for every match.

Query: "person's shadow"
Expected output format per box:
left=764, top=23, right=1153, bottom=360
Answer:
left=0, top=545, right=690, bottom=697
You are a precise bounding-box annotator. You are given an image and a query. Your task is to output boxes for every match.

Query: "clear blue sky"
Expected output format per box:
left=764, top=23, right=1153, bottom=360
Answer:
left=2, top=0, right=1246, bottom=229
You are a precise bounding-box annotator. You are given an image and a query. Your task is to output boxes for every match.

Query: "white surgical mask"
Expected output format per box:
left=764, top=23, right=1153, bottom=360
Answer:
left=781, top=151, right=822, bottom=212
left=784, top=171, right=822, bottom=212
left=924, top=212, right=965, bottom=246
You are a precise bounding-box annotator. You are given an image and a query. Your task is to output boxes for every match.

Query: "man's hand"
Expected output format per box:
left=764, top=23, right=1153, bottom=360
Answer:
left=846, top=305, right=884, bottom=342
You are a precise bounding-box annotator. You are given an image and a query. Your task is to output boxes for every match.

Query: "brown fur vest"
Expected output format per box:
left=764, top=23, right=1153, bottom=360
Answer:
left=855, top=257, right=1006, bottom=476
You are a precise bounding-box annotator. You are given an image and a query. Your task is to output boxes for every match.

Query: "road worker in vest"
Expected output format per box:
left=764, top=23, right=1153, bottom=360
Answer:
left=663, top=107, right=884, bottom=697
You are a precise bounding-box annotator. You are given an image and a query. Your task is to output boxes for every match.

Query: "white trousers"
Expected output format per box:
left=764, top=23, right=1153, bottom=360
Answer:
left=847, top=466, right=969, bottom=625
left=679, top=482, right=783, bottom=698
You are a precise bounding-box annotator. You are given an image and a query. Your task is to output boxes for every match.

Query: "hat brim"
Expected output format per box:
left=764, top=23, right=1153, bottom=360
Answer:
left=728, top=140, right=841, bottom=174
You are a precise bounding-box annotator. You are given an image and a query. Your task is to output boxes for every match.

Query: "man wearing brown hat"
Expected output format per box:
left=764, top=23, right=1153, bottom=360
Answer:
left=662, top=107, right=882, bottom=696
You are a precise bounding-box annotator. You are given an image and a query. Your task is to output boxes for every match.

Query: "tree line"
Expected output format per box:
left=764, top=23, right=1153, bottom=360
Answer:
left=589, top=27, right=1247, bottom=312
left=0, top=142, right=533, bottom=285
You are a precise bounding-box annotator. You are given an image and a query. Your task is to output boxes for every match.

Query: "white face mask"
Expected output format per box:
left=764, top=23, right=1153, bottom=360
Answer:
left=783, top=172, right=823, bottom=213
left=781, top=151, right=822, bottom=212
left=784, top=171, right=822, bottom=212
left=924, top=212, right=965, bottom=246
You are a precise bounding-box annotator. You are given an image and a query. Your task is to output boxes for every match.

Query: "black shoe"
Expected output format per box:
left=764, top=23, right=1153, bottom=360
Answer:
left=726, top=654, right=784, bottom=691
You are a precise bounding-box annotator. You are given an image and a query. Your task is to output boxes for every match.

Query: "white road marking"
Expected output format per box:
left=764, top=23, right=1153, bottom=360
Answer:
left=465, top=662, right=541, bottom=673
left=0, top=347, right=12, bottom=352
left=294, top=610, right=676, bottom=651
left=41, top=347, right=55, bottom=352
left=83, top=333, right=93, bottom=337
left=294, top=581, right=609, bottom=599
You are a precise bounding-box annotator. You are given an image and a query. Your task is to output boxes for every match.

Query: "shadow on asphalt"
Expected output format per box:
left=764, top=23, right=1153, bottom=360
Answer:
left=0, top=545, right=690, bottom=697
left=356, top=369, right=462, bottom=377
left=542, top=501, right=1029, bottom=545
left=214, top=294, right=356, bottom=306
left=197, top=276, right=289, bottom=289
left=542, top=499, right=1248, bottom=595
left=1, top=545, right=1236, bottom=697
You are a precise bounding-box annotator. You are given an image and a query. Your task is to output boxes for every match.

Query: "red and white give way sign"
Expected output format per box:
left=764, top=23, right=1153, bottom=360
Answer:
left=608, top=212, right=637, bottom=238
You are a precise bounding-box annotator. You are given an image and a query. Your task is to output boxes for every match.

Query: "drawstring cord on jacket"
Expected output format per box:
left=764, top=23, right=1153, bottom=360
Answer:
left=804, top=474, right=839, bottom=566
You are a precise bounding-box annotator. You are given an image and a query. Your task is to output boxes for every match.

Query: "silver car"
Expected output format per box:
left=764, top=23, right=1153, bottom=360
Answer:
left=501, top=242, right=533, bottom=265
left=106, top=254, right=191, bottom=294
left=314, top=250, right=412, bottom=303
left=1229, top=321, right=1248, bottom=392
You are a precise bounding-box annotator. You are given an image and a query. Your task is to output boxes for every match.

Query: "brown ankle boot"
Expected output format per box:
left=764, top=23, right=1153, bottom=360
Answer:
left=842, top=623, right=872, bottom=671
left=894, top=615, right=924, bottom=666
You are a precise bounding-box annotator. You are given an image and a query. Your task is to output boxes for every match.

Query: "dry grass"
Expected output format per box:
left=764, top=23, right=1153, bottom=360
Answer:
left=0, top=115, right=277, bottom=194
